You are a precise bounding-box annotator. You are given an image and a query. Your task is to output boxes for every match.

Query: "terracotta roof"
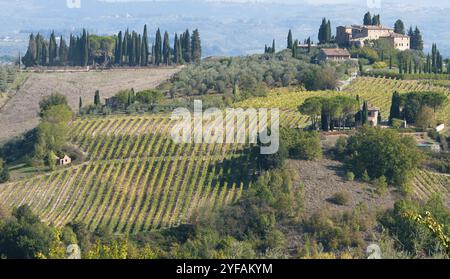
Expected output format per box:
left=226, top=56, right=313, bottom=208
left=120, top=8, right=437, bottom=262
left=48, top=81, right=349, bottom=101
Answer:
left=320, top=48, right=351, bottom=57
left=351, top=24, right=393, bottom=31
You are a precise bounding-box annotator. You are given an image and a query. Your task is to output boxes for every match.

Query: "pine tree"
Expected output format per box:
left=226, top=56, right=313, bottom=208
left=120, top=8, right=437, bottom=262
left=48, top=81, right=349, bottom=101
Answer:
left=191, top=29, right=202, bottom=63
left=394, top=19, right=405, bottom=35
left=155, top=28, right=162, bottom=65
left=363, top=12, right=372, bottom=25
left=163, top=31, right=171, bottom=65
left=287, top=29, right=293, bottom=49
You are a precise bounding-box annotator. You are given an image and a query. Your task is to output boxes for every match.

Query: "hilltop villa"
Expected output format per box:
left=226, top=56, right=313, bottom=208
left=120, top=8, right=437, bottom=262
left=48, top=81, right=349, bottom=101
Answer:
left=336, top=24, right=410, bottom=51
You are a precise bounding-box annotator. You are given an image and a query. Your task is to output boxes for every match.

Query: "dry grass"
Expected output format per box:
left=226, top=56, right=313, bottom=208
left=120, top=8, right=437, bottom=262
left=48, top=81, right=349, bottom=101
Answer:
left=0, top=67, right=180, bottom=143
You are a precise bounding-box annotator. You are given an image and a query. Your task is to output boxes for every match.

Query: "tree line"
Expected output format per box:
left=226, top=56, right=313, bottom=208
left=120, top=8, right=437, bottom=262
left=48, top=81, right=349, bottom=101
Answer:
left=22, top=26, right=202, bottom=67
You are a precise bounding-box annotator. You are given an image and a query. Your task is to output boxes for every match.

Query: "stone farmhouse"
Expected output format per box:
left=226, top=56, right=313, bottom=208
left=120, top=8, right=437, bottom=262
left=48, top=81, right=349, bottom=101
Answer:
left=318, top=48, right=351, bottom=62
left=56, top=155, right=72, bottom=166
left=336, top=25, right=410, bottom=51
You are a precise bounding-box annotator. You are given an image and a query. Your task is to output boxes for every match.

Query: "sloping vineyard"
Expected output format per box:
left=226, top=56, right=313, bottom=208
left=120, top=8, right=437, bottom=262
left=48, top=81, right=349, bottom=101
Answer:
left=0, top=115, right=251, bottom=233
left=236, top=77, right=450, bottom=127
left=412, top=170, right=450, bottom=205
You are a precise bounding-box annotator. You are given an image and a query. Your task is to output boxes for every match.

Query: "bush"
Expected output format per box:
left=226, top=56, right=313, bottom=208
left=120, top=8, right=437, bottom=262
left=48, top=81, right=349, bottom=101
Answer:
left=391, top=118, right=405, bottom=129
left=372, top=61, right=388, bottom=69
left=362, top=170, right=371, bottom=182
left=345, top=171, right=355, bottom=182
left=280, top=128, right=322, bottom=160
left=329, top=192, right=350, bottom=206
left=374, top=175, right=388, bottom=196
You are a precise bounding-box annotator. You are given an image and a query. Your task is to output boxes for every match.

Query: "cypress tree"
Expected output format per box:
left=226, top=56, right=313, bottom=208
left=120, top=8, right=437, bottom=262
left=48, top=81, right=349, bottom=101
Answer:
left=173, top=33, right=179, bottom=64
left=271, top=39, right=276, bottom=54
left=307, top=37, right=311, bottom=53
left=94, top=90, right=100, bottom=106
left=48, top=31, right=58, bottom=66
left=163, top=31, right=170, bottom=65
left=155, top=28, right=162, bottom=65
left=22, top=34, right=37, bottom=67
left=389, top=91, right=401, bottom=124
left=182, top=29, right=191, bottom=63
left=394, top=20, right=405, bottom=35
left=318, top=18, right=326, bottom=44
left=81, top=29, right=89, bottom=67
left=431, top=43, right=437, bottom=73
left=413, top=27, right=423, bottom=51
left=287, top=29, right=293, bottom=49
left=191, top=29, right=202, bottom=63
left=326, top=20, right=332, bottom=43
left=389, top=56, right=392, bottom=69
left=363, top=12, right=372, bottom=25
left=79, top=97, right=83, bottom=112
left=292, top=39, right=298, bottom=58
left=142, top=25, right=149, bottom=66
left=117, top=31, right=123, bottom=65
left=362, top=101, right=369, bottom=125
left=58, top=36, right=68, bottom=66
left=372, top=15, right=380, bottom=26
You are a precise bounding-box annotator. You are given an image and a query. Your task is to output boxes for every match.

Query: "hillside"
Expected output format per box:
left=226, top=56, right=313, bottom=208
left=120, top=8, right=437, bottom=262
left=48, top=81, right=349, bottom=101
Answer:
left=0, top=77, right=448, bottom=234
left=0, top=67, right=181, bottom=143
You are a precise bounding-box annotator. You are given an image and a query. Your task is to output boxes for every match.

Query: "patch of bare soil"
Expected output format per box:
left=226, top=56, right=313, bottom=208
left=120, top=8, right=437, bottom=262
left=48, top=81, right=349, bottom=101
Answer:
left=0, top=67, right=180, bottom=143
left=289, top=159, right=397, bottom=216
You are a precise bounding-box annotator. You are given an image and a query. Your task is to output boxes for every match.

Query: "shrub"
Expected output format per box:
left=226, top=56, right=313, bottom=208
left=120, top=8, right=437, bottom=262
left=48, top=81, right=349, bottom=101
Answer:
left=329, top=192, right=350, bottom=206
left=362, top=170, right=371, bottom=182
left=374, top=175, right=388, bottom=196
left=345, top=171, right=355, bottom=182
left=372, top=61, right=387, bottom=69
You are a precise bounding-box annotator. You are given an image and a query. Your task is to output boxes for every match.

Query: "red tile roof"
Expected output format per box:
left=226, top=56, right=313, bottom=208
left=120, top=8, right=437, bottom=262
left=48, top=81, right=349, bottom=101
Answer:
left=321, top=48, right=351, bottom=57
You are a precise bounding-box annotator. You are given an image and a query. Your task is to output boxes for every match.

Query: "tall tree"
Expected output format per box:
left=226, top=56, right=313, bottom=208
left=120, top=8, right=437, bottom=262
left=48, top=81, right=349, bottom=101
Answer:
left=182, top=29, right=191, bottom=63
left=363, top=12, right=372, bottom=25
left=173, top=33, right=182, bottom=64
left=287, top=29, right=293, bottom=49
left=163, top=31, right=171, bottom=65
left=372, top=14, right=380, bottom=26
left=141, top=25, right=149, bottom=66
left=318, top=18, right=327, bottom=44
left=94, top=90, right=100, bottom=106
left=271, top=39, right=276, bottom=54
left=22, top=34, right=37, bottom=67
left=191, top=29, right=202, bottom=63
left=155, top=28, right=162, bottom=65
left=362, top=101, right=369, bottom=125
left=48, top=31, right=58, bottom=66
left=58, top=36, right=68, bottom=66
left=413, top=27, right=423, bottom=51
left=394, top=20, right=405, bottom=35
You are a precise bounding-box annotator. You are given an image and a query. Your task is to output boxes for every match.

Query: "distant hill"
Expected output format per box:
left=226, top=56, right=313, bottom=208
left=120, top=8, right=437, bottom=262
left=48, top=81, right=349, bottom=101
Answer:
left=0, top=0, right=449, bottom=57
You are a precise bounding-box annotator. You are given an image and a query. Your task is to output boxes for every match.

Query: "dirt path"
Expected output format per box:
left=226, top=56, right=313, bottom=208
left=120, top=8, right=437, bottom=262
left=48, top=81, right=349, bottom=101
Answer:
left=289, top=159, right=397, bottom=216
left=0, top=67, right=180, bottom=143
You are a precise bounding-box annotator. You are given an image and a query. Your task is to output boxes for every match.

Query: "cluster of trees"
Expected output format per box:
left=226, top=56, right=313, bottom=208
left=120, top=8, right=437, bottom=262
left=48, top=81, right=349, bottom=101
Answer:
left=337, top=126, right=423, bottom=193
left=113, top=27, right=201, bottom=66
left=299, top=95, right=360, bottom=131
left=363, top=12, right=381, bottom=26
left=389, top=91, right=447, bottom=128
left=33, top=94, right=73, bottom=168
left=318, top=18, right=332, bottom=44
left=0, top=66, right=16, bottom=92
left=264, top=40, right=276, bottom=54
left=22, top=26, right=202, bottom=67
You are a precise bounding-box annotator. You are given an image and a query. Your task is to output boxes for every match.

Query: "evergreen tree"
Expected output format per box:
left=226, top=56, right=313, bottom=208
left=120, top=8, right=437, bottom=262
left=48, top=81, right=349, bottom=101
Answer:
left=426, top=54, right=431, bottom=73
left=79, top=97, right=83, bottom=112
left=173, top=33, right=182, bottom=64
left=389, top=56, right=392, bottom=69
left=326, top=20, right=332, bottom=43
left=389, top=91, right=401, bottom=124
left=307, top=37, right=312, bottom=53
left=163, top=31, right=171, bottom=65
left=431, top=43, right=437, bottom=73
left=22, top=34, right=37, bottom=67
left=372, top=15, right=380, bottom=26
left=94, top=90, right=100, bottom=106
left=292, top=39, right=298, bottom=58
left=318, top=18, right=327, bottom=44
left=394, top=19, right=405, bottom=35
left=58, top=36, right=69, bottom=66
left=271, top=39, right=276, bottom=54
left=155, top=28, right=162, bottom=65
left=362, top=101, right=369, bottom=125
left=363, top=12, right=372, bottom=25
left=81, top=29, right=89, bottom=66
left=182, top=29, right=191, bottom=63
left=0, top=68, right=7, bottom=92
left=287, top=29, right=293, bottom=49
left=408, top=27, right=415, bottom=49
left=141, top=25, right=149, bottom=66
left=116, top=31, right=123, bottom=65
left=412, top=27, right=423, bottom=51
left=48, top=31, right=58, bottom=66
left=191, top=29, right=202, bottom=63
